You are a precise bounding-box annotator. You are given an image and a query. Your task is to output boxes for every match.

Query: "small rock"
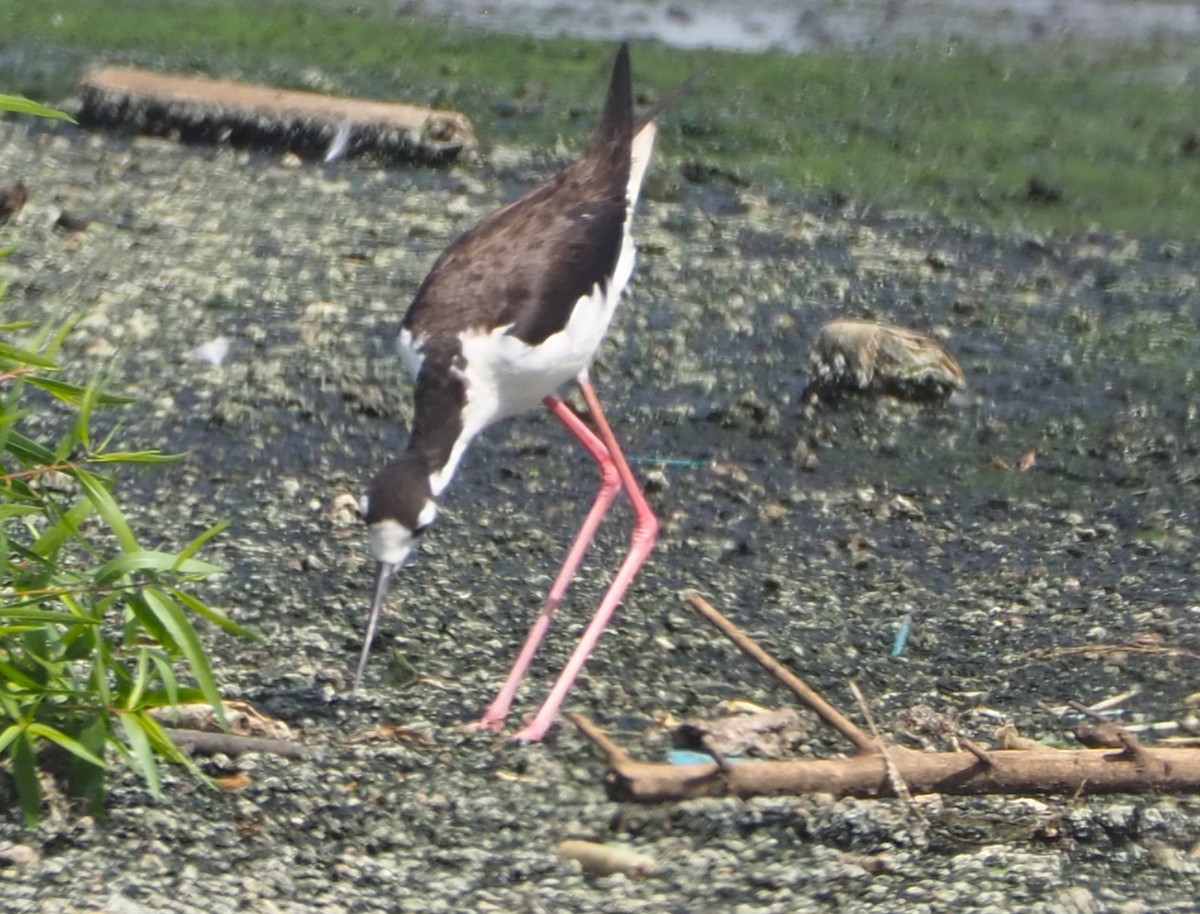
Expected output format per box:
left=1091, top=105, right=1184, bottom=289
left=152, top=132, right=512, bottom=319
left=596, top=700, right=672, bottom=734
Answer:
left=0, top=844, right=39, bottom=866
left=54, top=210, right=91, bottom=232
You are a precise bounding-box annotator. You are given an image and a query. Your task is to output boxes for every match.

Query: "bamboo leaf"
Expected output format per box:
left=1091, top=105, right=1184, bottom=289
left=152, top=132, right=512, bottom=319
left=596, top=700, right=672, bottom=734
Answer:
left=0, top=94, right=75, bottom=121
left=115, top=711, right=161, bottom=797
left=26, top=722, right=107, bottom=769
left=126, top=592, right=177, bottom=653
left=87, top=450, right=181, bottom=465
left=0, top=723, right=24, bottom=755
left=73, top=377, right=98, bottom=452
left=24, top=376, right=134, bottom=406
left=171, top=587, right=252, bottom=639
left=127, top=647, right=150, bottom=710
left=0, top=504, right=43, bottom=519
left=40, top=312, right=82, bottom=360
left=0, top=660, right=42, bottom=691
left=140, top=588, right=226, bottom=728
left=176, top=518, right=230, bottom=564
left=0, top=340, right=58, bottom=369
left=2, top=429, right=56, bottom=465
left=0, top=694, right=21, bottom=721
left=74, top=468, right=139, bottom=552
left=68, top=716, right=108, bottom=816
left=138, top=711, right=208, bottom=783
left=147, top=652, right=181, bottom=709
left=10, top=731, right=42, bottom=825
left=93, top=550, right=224, bottom=584
left=141, top=687, right=210, bottom=708
left=29, top=496, right=95, bottom=560
left=0, top=607, right=98, bottom=625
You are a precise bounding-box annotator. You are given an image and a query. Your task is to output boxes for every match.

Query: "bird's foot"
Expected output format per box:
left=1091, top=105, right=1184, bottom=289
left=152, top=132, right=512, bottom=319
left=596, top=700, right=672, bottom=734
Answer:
left=509, top=720, right=552, bottom=743
left=462, top=715, right=506, bottom=733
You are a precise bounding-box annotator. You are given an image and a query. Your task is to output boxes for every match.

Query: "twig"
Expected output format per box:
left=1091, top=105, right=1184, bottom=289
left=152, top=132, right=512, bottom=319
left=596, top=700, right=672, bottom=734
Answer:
left=849, top=679, right=923, bottom=823
left=1034, top=642, right=1193, bottom=659
left=163, top=728, right=320, bottom=760
left=960, top=738, right=994, bottom=768
left=684, top=590, right=877, bottom=754
left=565, top=713, right=632, bottom=765
left=1113, top=728, right=1167, bottom=775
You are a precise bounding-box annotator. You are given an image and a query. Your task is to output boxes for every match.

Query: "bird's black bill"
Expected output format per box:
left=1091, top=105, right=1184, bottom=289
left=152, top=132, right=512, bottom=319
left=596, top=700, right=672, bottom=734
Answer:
left=352, top=561, right=397, bottom=692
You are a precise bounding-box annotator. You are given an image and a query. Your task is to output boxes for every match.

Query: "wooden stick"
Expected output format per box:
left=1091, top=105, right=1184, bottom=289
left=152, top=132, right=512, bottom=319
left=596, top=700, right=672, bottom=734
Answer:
left=960, top=738, right=995, bottom=767
left=684, top=590, right=877, bottom=754
left=850, top=679, right=923, bottom=822
left=568, top=715, right=1200, bottom=802
left=565, top=712, right=632, bottom=765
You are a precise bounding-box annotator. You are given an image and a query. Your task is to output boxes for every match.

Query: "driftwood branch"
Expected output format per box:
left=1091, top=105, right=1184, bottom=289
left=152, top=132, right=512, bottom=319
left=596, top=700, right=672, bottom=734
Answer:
left=569, top=721, right=1200, bottom=802
left=685, top=591, right=876, bottom=754
left=569, top=593, right=1200, bottom=802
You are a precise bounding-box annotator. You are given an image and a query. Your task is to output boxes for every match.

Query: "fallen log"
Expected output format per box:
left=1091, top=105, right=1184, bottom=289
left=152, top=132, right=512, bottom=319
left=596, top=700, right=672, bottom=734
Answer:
left=569, top=713, right=1200, bottom=802
left=78, top=67, right=476, bottom=164
left=568, top=591, right=1200, bottom=802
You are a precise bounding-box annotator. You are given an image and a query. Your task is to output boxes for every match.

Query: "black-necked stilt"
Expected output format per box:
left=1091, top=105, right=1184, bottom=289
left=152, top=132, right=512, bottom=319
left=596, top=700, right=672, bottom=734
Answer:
left=356, top=44, right=669, bottom=742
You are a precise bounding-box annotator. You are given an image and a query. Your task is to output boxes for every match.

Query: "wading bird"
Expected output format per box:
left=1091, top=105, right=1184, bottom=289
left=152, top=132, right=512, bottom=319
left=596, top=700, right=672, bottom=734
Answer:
left=356, top=44, right=672, bottom=742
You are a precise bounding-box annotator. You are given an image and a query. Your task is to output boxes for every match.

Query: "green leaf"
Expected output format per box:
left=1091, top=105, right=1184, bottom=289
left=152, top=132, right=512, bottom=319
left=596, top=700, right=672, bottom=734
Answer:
left=0, top=504, right=44, bottom=519
left=137, top=711, right=208, bottom=783
left=24, top=376, right=135, bottom=407
left=126, top=592, right=177, bottom=652
left=68, top=715, right=108, bottom=816
left=26, top=722, right=107, bottom=769
left=93, top=550, right=224, bottom=584
left=39, top=312, right=82, bottom=360
left=147, top=651, right=181, bottom=709
left=0, top=723, right=24, bottom=755
left=140, top=687, right=211, bottom=708
left=176, top=518, right=230, bottom=564
left=0, top=607, right=98, bottom=626
left=140, top=588, right=227, bottom=728
left=0, top=340, right=58, bottom=369
left=0, top=659, right=44, bottom=691
left=73, top=468, right=139, bottom=552
left=115, top=711, right=161, bottom=797
left=0, top=94, right=75, bottom=122
left=127, top=648, right=150, bottom=709
left=171, top=587, right=253, bottom=639
left=2, top=430, right=56, bottom=466
left=10, top=731, right=42, bottom=825
left=87, top=450, right=181, bottom=464
left=29, top=496, right=95, bottom=561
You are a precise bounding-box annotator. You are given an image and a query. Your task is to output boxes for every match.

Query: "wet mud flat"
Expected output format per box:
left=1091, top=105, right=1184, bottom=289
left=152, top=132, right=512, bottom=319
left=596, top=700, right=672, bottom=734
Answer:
left=1, top=119, right=1198, bottom=911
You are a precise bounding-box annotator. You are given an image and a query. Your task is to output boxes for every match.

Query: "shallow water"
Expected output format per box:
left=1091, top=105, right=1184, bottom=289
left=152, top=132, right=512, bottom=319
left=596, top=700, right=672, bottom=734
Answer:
left=407, top=0, right=1200, bottom=52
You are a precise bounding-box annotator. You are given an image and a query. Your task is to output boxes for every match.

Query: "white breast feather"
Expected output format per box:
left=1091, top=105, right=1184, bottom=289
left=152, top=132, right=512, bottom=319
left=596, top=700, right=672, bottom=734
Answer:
left=400, top=122, right=659, bottom=497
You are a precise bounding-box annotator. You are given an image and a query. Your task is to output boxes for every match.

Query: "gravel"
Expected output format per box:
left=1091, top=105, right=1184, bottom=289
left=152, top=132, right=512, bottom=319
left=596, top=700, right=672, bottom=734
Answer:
left=1, top=111, right=1198, bottom=912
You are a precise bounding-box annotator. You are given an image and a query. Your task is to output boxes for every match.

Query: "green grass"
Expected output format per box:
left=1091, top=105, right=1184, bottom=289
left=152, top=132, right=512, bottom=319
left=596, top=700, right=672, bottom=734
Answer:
left=4, top=0, right=1200, bottom=236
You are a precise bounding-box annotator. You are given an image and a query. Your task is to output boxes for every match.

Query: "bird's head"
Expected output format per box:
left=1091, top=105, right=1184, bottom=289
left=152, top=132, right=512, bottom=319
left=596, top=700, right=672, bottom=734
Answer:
left=353, top=454, right=437, bottom=691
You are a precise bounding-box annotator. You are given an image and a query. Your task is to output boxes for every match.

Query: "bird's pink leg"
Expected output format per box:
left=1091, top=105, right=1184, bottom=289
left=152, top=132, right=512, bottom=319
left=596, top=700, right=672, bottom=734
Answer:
left=513, top=376, right=659, bottom=742
left=469, top=393, right=621, bottom=730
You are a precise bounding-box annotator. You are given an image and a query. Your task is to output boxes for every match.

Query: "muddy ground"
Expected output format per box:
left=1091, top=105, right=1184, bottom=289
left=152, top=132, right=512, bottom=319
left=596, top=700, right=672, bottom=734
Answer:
left=0, top=98, right=1198, bottom=911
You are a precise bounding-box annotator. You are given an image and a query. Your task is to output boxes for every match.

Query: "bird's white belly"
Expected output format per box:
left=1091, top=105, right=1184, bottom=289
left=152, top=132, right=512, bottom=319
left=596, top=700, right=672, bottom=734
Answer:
left=400, top=232, right=633, bottom=425
left=466, top=276, right=621, bottom=424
